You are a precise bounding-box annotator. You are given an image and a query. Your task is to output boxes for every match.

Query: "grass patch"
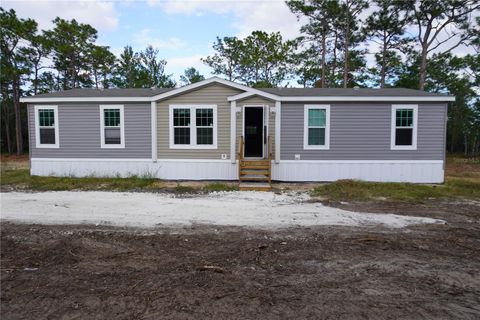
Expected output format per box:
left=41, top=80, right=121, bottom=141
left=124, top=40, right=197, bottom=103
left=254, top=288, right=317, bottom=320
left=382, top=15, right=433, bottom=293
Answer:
left=174, top=184, right=196, bottom=194
left=203, top=182, right=238, bottom=192
left=312, top=178, right=480, bottom=202
left=1, top=168, right=161, bottom=192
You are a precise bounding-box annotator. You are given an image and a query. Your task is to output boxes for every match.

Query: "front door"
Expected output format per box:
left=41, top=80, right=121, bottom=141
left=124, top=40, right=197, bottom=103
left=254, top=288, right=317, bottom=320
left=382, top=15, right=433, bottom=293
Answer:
left=244, top=107, right=264, bottom=158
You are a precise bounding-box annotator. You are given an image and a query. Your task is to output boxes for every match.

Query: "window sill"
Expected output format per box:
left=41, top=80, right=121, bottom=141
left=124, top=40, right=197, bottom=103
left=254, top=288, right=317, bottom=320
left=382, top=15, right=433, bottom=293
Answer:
left=101, top=145, right=125, bottom=149
left=303, top=145, right=330, bottom=150
left=390, top=146, right=417, bottom=151
left=36, top=144, right=59, bottom=149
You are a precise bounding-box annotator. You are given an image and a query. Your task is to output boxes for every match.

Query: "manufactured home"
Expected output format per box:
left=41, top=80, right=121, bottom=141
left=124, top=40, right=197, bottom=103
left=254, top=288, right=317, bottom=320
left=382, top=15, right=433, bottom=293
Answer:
left=21, top=77, right=454, bottom=189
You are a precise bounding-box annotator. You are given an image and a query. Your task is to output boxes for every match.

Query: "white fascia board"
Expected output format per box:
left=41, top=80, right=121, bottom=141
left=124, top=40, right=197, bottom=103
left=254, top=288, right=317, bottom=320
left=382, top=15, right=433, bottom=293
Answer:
left=22, top=94, right=455, bottom=103
left=227, top=90, right=280, bottom=102
left=278, top=96, right=455, bottom=102
left=20, top=97, right=150, bottom=103
left=228, top=92, right=454, bottom=103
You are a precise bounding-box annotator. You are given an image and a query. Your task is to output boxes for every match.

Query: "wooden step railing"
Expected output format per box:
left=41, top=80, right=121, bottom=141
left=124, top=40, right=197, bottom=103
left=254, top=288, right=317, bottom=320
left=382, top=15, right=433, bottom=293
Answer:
left=238, top=136, right=244, bottom=180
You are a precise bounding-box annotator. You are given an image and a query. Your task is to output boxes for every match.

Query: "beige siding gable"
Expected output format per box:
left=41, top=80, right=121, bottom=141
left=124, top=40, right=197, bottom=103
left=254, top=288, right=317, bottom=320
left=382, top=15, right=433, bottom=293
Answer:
left=156, top=84, right=243, bottom=159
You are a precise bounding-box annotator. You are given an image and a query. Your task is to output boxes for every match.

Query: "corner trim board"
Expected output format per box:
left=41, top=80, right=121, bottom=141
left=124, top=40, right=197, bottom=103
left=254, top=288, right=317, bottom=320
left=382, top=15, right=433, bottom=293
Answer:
left=230, top=100, right=236, bottom=163
left=274, top=101, right=281, bottom=163
left=151, top=101, right=157, bottom=161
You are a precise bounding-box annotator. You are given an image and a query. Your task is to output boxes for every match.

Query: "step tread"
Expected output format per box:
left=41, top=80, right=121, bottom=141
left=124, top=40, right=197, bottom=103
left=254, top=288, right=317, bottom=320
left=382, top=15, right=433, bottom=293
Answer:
left=240, top=170, right=270, bottom=175
left=239, top=177, right=270, bottom=181
left=241, top=165, right=271, bottom=169
left=241, top=161, right=270, bottom=165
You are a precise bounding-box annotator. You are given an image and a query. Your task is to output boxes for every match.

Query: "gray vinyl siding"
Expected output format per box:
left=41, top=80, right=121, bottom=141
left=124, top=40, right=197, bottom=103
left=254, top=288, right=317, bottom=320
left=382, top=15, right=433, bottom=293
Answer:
left=28, top=103, right=151, bottom=158
left=281, top=102, right=447, bottom=160
left=156, top=84, right=242, bottom=159
left=236, top=96, right=276, bottom=158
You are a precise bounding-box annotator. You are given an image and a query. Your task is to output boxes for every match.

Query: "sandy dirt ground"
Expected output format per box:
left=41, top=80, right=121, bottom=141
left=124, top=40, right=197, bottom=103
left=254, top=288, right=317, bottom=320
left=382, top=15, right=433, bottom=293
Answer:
left=1, top=191, right=443, bottom=229
left=1, top=196, right=480, bottom=319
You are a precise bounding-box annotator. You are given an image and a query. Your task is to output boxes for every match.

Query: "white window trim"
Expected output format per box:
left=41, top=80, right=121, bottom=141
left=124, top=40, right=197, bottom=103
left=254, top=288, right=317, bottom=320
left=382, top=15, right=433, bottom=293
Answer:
left=34, top=105, right=59, bottom=148
left=169, top=104, right=218, bottom=150
left=303, top=104, right=330, bottom=150
left=100, top=105, right=125, bottom=149
left=391, top=104, right=418, bottom=150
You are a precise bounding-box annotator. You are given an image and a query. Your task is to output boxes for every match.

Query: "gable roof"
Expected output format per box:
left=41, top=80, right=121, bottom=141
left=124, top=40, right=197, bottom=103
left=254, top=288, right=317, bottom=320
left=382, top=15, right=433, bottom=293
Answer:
left=20, top=77, right=455, bottom=103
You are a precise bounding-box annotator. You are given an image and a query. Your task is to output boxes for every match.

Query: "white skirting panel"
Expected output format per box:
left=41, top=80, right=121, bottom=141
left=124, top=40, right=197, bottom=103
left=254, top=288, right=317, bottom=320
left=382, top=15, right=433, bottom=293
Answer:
left=31, top=158, right=444, bottom=183
left=31, top=158, right=238, bottom=180
left=271, top=160, right=444, bottom=183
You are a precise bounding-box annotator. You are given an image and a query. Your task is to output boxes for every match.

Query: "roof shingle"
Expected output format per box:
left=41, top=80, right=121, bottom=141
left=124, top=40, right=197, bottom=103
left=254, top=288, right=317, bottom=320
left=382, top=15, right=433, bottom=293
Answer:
left=257, top=87, right=449, bottom=97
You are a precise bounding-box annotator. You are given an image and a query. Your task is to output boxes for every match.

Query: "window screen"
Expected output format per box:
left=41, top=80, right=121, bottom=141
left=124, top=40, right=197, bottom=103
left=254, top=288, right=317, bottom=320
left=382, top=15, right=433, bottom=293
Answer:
left=395, top=109, right=413, bottom=146
left=38, top=109, right=56, bottom=144
left=103, top=108, right=121, bottom=145
left=173, top=108, right=191, bottom=144
left=196, top=108, right=213, bottom=145
left=307, top=108, right=326, bottom=146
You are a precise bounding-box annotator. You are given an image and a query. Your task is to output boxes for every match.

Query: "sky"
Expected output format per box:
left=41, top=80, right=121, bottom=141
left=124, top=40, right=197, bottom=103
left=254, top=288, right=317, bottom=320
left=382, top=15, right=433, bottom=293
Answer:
left=3, top=0, right=304, bottom=82
left=2, top=0, right=478, bottom=84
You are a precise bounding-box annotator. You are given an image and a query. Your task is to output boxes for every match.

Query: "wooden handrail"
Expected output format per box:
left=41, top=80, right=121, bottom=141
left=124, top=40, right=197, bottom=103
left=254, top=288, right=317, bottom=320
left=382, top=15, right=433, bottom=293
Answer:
left=238, top=136, right=244, bottom=161
left=238, top=136, right=244, bottom=180
left=268, top=135, right=272, bottom=184
left=268, top=135, right=272, bottom=161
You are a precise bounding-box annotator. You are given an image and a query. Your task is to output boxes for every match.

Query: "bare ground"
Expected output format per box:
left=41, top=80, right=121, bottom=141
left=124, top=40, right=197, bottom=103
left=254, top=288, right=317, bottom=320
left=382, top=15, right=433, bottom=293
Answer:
left=1, top=198, right=480, bottom=319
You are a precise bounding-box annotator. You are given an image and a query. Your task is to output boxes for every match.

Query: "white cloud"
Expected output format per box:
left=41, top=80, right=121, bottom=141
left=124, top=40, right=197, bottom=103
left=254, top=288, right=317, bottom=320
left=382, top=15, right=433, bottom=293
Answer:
left=133, top=29, right=187, bottom=50
left=150, top=0, right=304, bottom=40
left=165, top=54, right=213, bottom=79
left=2, top=0, right=119, bottom=32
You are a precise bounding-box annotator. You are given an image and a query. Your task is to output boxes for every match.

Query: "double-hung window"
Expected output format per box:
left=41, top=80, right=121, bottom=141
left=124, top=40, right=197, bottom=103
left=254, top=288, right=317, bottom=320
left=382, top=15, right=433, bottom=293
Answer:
left=304, top=105, right=330, bottom=150
left=169, top=105, right=217, bottom=149
left=100, top=105, right=125, bottom=148
left=35, top=105, right=59, bottom=148
left=391, top=105, right=417, bottom=150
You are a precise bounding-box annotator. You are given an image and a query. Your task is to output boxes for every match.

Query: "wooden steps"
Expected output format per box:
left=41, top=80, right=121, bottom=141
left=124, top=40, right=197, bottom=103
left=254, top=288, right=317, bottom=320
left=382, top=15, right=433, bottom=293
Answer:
left=237, top=136, right=272, bottom=191
left=239, top=159, right=271, bottom=191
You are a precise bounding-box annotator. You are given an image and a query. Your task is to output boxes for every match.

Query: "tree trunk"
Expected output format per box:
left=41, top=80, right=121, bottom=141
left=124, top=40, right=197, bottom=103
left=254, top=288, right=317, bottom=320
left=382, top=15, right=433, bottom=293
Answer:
left=343, top=43, right=349, bottom=88
left=13, top=77, right=23, bottom=155
left=380, top=33, right=387, bottom=88
left=1, top=102, right=13, bottom=154
left=94, top=70, right=99, bottom=89
left=472, top=136, right=477, bottom=156
left=34, top=65, right=39, bottom=95
left=332, top=33, right=338, bottom=86
left=450, top=123, right=456, bottom=153
left=321, top=31, right=327, bottom=88
left=4, top=119, right=12, bottom=153
left=103, top=71, right=108, bottom=89
left=343, top=5, right=350, bottom=88
left=419, top=44, right=428, bottom=90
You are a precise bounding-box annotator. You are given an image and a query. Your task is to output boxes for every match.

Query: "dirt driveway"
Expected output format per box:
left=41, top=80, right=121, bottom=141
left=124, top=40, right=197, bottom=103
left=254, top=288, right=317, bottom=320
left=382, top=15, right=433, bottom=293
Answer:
left=1, top=198, right=480, bottom=319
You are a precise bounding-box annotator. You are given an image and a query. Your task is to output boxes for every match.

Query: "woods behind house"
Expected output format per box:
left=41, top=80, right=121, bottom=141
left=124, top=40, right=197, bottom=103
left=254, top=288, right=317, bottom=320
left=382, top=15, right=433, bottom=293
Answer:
left=1, top=1, right=479, bottom=156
